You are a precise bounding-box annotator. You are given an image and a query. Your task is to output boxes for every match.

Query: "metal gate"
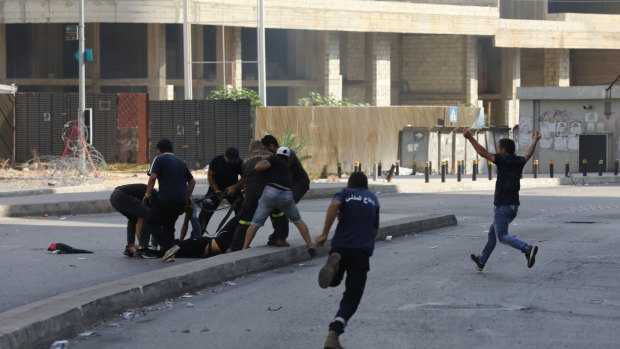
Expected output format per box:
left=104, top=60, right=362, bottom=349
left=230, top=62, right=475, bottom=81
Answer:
left=0, top=94, right=15, bottom=162
left=579, top=134, right=608, bottom=172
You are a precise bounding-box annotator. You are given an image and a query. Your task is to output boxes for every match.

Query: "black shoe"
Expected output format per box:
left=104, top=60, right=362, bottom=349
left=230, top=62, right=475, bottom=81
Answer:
left=470, top=254, right=485, bottom=271
left=525, top=245, right=538, bottom=268
left=136, top=248, right=159, bottom=259
left=308, top=248, right=318, bottom=258
left=268, top=239, right=290, bottom=247
left=319, top=252, right=341, bottom=288
left=123, top=246, right=135, bottom=257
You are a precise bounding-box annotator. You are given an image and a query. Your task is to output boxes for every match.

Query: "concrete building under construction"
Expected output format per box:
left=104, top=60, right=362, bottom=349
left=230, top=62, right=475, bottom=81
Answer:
left=2, top=0, right=620, bottom=126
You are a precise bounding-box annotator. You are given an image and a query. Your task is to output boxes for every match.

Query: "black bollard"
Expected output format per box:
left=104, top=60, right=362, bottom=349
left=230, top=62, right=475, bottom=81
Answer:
left=457, top=160, right=462, bottom=182
left=473, top=160, right=478, bottom=181
left=337, top=163, right=342, bottom=178
left=615, top=159, right=618, bottom=176
left=533, top=160, right=538, bottom=179
left=487, top=161, right=492, bottom=180
left=320, top=165, right=328, bottom=179
left=359, top=162, right=363, bottom=173
left=424, top=162, right=430, bottom=183
left=412, top=161, right=417, bottom=176
left=582, top=159, right=588, bottom=176
left=598, top=159, right=604, bottom=176
left=395, top=161, right=400, bottom=176
left=441, top=161, right=446, bottom=183
left=428, top=161, right=432, bottom=176
left=549, top=160, right=554, bottom=178
left=565, top=160, right=570, bottom=177
left=377, top=162, right=382, bottom=176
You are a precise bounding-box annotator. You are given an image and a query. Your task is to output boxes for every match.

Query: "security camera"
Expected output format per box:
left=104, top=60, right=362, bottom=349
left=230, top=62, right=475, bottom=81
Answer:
left=583, top=104, right=593, bottom=110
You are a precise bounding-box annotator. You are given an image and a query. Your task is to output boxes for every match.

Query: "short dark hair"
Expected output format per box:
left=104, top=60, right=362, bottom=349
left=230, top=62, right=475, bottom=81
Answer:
left=498, top=138, right=515, bottom=155
left=261, top=135, right=279, bottom=148
left=347, top=172, right=368, bottom=189
left=156, top=138, right=173, bottom=153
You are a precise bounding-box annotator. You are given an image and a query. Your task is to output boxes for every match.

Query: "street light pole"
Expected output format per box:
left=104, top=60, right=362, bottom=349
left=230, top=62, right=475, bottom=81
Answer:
left=257, top=0, right=267, bottom=106
left=183, top=0, right=193, bottom=100
left=78, top=0, right=86, bottom=166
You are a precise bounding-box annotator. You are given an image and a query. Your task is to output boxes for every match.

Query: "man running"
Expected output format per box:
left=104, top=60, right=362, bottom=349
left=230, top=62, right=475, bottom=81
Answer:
left=464, top=128, right=541, bottom=271
left=315, top=172, right=380, bottom=349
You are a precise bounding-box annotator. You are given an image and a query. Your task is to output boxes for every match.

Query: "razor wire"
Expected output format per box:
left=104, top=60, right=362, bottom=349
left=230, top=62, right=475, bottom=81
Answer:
left=23, top=121, right=108, bottom=186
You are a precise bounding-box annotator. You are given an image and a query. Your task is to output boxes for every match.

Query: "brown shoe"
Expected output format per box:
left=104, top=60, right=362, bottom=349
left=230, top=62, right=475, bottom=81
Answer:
left=318, top=252, right=341, bottom=288
left=324, top=331, right=344, bottom=349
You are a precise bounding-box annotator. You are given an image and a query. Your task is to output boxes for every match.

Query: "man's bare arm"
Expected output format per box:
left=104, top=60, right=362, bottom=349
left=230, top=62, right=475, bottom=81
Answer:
left=315, top=200, right=341, bottom=246
left=463, top=128, right=495, bottom=163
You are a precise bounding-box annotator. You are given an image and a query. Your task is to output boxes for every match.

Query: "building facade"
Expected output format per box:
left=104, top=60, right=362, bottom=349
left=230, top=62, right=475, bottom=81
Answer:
left=2, top=0, right=620, bottom=126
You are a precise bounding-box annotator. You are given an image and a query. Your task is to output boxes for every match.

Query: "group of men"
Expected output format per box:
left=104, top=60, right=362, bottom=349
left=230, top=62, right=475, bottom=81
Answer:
left=110, top=128, right=542, bottom=349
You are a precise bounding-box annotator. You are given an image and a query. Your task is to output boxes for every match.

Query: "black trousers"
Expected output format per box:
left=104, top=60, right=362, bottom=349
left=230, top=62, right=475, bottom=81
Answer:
left=229, top=193, right=260, bottom=251
left=139, top=200, right=186, bottom=250
left=110, top=189, right=151, bottom=246
left=328, top=248, right=370, bottom=335
left=268, top=182, right=309, bottom=242
left=198, top=188, right=242, bottom=233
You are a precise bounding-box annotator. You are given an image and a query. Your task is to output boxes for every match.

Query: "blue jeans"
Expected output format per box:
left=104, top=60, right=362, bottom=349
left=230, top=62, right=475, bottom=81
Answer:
left=188, top=201, right=203, bottom=239
left=251, top=186, right=302, bottom=226
left=478, top=205, right=529, bottom=264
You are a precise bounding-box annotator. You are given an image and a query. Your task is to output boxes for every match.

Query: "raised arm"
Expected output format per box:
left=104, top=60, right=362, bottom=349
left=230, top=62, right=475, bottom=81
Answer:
left=523, top=131, right=542, bottom=162
left=463, top=128, right=495, bottom=163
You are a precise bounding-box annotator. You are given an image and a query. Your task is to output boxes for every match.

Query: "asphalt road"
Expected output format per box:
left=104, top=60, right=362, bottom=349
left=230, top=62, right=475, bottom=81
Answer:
left=1, top=189, right=419, bottom=313
left=67, top=185, right=620, bottom=349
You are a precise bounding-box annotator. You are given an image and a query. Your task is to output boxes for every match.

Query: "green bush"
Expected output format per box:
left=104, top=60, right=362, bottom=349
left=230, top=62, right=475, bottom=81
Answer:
left=207, top=87, right=261, bottom=108
left=297, top=92, right=369, bottom=106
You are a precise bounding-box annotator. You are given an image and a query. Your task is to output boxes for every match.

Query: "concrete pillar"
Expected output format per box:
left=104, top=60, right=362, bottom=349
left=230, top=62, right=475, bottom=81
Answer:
left=0, top=24, right=6, bottom=81
left=147, top=23, right=167, bottom=100
left=323, top=31, right=342, bottom=100
left=502, top=48, right=521, bottom=127
left=87, top=23, right=101, bottom=93
left=544, top=49, right=570, bottom=87
left=463, top=36, right=479, bottom=106
left=192, top=25, right=204, bottom=98
left=343, top=32, right=366, bottom=104
left=370, top=33, right=391, bottom=106
left=216, top=26, right=225, bottom=87
left=232, top=27, right=242, bottom=88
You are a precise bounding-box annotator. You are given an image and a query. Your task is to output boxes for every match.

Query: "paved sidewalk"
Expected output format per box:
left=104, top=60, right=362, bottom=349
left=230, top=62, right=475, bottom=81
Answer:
left=0, top=172, right=618, bottom=218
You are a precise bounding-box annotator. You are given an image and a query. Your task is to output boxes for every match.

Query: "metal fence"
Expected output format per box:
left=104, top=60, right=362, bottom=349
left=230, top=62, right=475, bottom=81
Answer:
left=12, top=94, right=253, bottom=168
left=149, top=100, right=253, bottom=170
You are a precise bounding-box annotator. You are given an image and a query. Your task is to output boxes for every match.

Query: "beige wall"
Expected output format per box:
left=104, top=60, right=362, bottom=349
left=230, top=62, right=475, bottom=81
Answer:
left=521, top=49, right=544, bottom=87
left=255, top=106, right=478, bottom=174
left=572, top=50, right=620, bottom=86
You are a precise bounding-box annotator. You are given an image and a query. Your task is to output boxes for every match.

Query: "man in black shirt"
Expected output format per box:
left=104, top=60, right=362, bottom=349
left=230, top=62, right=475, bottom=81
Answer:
left=109, top=184, right=158, bottom=257
left=261, top=135, right=310, bottom=247
left=139, top=138, right=195, bottom=262
left=229, top=140, right=272, bottom=251
left=464, top=128, right=541, bottom=271
left=198, top=147, right=243, bottom=235
left=242, top=146, right=317, bottom=257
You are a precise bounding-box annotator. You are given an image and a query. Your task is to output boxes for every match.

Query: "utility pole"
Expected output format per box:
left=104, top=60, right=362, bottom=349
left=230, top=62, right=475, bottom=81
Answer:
left=257, top=0, right=266, bottom=106
left=78, top=0, right=86, bottom=166
left=183, top=0, right=193, bottom=100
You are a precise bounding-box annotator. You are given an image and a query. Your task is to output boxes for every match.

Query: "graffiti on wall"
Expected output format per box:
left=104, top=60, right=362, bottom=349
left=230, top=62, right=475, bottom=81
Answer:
left=537, top=109, right=582, bottom=153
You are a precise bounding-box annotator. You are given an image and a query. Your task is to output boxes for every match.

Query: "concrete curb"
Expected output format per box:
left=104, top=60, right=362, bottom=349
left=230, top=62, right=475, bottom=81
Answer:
left=0, top=184, right=106, bottom=198
left=0, top=214, right=456, bottom=349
